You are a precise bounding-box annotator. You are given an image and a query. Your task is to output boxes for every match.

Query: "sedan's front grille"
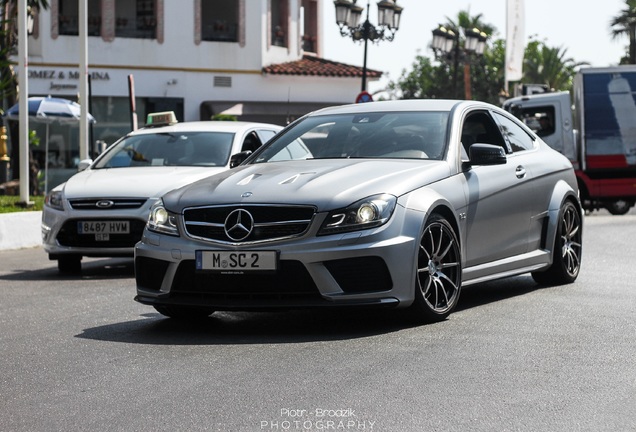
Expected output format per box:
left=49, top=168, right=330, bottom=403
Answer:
left=68, top=198, right=147, bottom=210
left=183, top=204, right=316, bottom=243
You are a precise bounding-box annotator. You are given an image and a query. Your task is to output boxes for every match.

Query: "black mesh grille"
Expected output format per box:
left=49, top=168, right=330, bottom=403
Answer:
left=56, top=219, right=146, bottom=248
left=183, top=205, right=315, bottom=243
left=170, top=259, right=322, bottom=302
left=68, top=198, right=147, bottom=210
left=135, top=256, right=169, bottom=291
left=324, top=256, right=393, bottom=293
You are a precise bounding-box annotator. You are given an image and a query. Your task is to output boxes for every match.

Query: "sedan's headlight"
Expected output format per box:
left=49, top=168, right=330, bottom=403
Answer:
left=147, top=200, right=179, bottom=236
left=44, top=190, right=64, bottom=211
left=318, top=194, right=397, bottom=236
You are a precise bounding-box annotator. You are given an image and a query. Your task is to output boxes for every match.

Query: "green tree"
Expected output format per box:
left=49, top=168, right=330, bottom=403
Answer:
left=609, top=0, right=636, bottom=64
left=522, top=38, right=588, bottom=91
left=390, top=9, right=503, bottom=104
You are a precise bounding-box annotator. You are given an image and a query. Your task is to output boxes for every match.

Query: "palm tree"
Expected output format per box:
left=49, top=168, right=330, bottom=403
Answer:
left=441, top=10, right=496, bottom=99
left=609, top=0, right=636, bottom=64
left=522, top=39, right=588, bottom=91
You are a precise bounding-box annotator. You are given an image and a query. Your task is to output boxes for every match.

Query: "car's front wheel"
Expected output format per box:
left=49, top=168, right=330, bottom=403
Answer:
left=153, top=305, right=215, bottom=320
left=532, top=199, right=582, bottom=285
left=57, top=256, right=81, bottom=274
left=410, top=214, right=462, bottom=323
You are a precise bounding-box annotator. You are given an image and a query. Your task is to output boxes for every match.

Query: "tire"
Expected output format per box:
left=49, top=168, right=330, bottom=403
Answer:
left=532, top=200, right=582, bottom=285
left=605, top=200, right=634, bottom=215
left=58, top=256, right=82, bottom=274
left=410, top=214, right=462, bottom=323
left=153, top=305, right=215, bottom=320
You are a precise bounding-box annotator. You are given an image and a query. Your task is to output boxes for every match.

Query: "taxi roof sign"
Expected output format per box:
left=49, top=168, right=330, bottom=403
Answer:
left=146, top=111, right=178, bottom=127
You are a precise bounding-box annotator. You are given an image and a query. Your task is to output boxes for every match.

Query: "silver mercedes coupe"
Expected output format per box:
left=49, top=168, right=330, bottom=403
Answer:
left=134, top=99, right=583, bottom=323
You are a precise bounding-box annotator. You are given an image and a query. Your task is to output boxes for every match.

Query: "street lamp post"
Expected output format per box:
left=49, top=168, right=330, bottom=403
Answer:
left=431, top=25, right=487, bottom=99
left=334, top=0, right=403, bottom=92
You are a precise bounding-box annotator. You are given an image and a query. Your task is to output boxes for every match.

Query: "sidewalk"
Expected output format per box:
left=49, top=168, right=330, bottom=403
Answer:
left=0, top=211, right=42, bottom=250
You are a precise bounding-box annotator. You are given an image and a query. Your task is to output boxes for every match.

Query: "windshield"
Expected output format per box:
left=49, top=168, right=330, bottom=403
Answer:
left=93, top=131, right=235, bottom=169
left=254, top=111, right=449, bottom=163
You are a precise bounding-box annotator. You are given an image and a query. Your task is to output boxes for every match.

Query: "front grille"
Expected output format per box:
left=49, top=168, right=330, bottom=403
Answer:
left=170, top=259, right=322, bottom=302
left=68, top=198, right=147, bottom=210
left=56, top=219, right=146, bottom=248
left=324, top=256, right=393, bottom=293
left=183, top=204, right=315, bottom=243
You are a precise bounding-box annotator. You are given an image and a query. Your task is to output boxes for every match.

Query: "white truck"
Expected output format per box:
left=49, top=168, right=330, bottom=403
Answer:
left=504, top=66, right=636, bottom=214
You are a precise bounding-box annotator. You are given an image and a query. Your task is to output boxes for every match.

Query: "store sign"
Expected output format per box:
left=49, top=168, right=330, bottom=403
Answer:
left=28, top=69, right=111, bottom=91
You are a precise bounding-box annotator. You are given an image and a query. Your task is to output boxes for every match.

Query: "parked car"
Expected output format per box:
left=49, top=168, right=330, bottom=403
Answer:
left=42, top=112, right=282, bottom=273
left=134, top=100, right=583, bottom=323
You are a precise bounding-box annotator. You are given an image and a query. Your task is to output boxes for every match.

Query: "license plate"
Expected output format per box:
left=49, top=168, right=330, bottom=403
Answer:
left=196, top=250, right=278, bottom=273
left=77, top=221, right=130, bottom=235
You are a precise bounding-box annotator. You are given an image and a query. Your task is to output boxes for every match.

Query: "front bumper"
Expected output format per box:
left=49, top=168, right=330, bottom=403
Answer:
left=134, top=206, right=423, bottom=311
left=41, top=203, right=151, bottom=258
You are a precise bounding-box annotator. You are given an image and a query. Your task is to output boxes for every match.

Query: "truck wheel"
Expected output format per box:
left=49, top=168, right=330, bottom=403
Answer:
left=532, top=200, right=582, bottom=285
left=605, top=200, right=634, bottom=215
left=410, top=214, right=462, bottom=323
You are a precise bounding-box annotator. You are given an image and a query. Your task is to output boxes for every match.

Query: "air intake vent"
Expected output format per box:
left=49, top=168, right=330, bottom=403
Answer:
left=214, top=76, right=232, bottom=87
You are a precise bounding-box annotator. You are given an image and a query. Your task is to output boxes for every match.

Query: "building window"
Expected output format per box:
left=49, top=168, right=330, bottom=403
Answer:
left=58, top=0, right=101, bottom=36
left=201, top=0, right=238, bottom=42
left=300, top=0, right=318, bottom=53
left=271, top=0, right=288, bottom=48
left=115, top=0, right=156, bottom=39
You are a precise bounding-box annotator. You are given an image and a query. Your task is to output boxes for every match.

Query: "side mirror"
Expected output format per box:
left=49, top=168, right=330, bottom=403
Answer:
left=230, top=150, right=252, bottom=168
left=77, top=159, right=93, bottom=172
left=469, top=144, right=507, bottom=165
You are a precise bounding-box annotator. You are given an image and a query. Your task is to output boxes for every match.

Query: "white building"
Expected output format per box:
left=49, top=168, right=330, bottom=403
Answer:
left=10, top=0, right=380, bottom=189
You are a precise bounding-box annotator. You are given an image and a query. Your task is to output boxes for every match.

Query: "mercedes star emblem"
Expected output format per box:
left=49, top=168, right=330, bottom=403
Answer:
left=224, top=209, right=254, bottom=241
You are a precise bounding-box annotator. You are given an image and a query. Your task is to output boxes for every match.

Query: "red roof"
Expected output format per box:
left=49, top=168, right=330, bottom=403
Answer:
left=262, top=55, right=383, bottom=79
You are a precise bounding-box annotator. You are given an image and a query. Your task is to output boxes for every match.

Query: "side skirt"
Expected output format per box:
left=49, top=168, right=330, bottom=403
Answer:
left=462, top=250, right=551, bottom=287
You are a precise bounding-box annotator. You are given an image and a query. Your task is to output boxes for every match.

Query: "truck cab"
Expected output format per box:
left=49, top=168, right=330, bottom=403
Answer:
left=504, top=68, right=636, bottom=215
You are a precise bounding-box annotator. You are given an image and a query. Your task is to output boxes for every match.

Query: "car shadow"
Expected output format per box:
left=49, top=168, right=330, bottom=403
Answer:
left=0, top=257, right=134, bottom=281
left=76, top=275, right=549, bottom=345
left=456, top=274, right=548, bottom=312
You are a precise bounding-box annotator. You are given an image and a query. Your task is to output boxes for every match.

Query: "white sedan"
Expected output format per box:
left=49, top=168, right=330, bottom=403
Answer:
left=42, top=113, right=282, bottom=273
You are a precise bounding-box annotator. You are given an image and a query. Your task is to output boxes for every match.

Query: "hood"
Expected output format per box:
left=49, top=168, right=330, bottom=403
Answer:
left=60, top=166, right=226, bottom=199
left=163, top=159, right=451, bottom=212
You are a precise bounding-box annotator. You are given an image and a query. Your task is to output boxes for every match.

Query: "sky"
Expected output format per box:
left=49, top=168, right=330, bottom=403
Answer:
left=322, top=0, right=628, bottom=96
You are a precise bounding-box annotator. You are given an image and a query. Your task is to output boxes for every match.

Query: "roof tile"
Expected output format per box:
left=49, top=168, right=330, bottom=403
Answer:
left=263, top=55, right=383, bottom=79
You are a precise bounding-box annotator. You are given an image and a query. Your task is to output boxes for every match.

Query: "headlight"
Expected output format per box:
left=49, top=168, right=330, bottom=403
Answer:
left=318, top=194, right=397, bottom=236
left=44, top=190, right=64, bottom=211
left=147, top=200, right=179, bottom=236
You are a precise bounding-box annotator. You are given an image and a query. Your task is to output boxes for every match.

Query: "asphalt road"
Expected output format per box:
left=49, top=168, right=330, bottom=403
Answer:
left=1, top=210, right=635, bottom=432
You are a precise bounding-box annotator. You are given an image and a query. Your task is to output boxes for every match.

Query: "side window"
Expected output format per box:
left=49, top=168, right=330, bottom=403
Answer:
left=515, top=105, right=556, bottom=137
left=461, top=111, right=508, bottom=154
left=241, top=131, right=263, bottom=153
left=493, top=112, right=535, bottom=152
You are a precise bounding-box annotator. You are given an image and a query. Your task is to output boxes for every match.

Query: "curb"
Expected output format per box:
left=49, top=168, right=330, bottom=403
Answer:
left=0, top=211, right=42, bottom=250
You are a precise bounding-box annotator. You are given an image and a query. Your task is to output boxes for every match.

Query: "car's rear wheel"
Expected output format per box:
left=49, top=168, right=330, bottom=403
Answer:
left=410, top=214, right=462, bottom=323
left=532, top=200, right=582, bottom=285
left=153, top=305, right=215, bottom=319
left=58, top=256, right=81, bottom=274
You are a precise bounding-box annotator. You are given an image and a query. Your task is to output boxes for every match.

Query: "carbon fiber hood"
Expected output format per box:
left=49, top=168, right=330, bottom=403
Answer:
left=162, top=159, right=451, bottom=212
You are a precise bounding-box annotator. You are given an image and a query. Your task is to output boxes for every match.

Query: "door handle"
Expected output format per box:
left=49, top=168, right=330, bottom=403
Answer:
left=515, top=165, right=526, bottom=178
